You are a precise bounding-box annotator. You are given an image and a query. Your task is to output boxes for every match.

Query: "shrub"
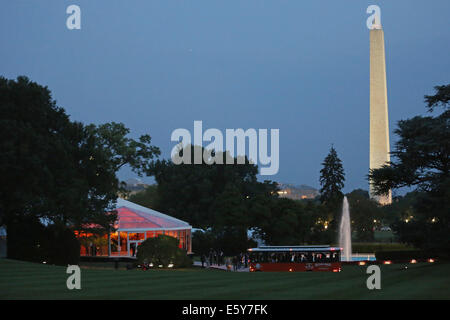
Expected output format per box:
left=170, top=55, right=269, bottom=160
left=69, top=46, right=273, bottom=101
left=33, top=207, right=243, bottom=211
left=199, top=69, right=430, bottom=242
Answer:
left=136, top=235, right=192, bottom=268
left=41, top=225, right=80, bottom=265
left=6, top=216, right=47, bottom=262
left=7, top=217, right=80, bottom=265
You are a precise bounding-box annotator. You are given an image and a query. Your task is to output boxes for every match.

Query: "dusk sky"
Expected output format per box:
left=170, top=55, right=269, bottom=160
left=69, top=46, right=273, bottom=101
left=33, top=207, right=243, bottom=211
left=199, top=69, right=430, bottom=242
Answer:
left=1, top=0, right=449, bottom=194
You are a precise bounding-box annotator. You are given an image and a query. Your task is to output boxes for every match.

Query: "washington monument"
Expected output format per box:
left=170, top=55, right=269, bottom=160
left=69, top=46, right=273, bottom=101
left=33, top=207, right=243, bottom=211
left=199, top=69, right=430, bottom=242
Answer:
left=369, top=10, right=392, bottom=205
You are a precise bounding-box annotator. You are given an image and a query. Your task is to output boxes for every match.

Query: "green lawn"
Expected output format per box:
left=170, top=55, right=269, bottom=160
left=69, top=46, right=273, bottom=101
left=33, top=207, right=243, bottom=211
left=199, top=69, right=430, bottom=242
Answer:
left=1, top=259, right=449, bottom=299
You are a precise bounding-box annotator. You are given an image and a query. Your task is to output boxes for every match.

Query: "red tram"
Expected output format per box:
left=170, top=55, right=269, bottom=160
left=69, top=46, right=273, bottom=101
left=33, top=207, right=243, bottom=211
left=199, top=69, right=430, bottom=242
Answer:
left=248, top=246, right=342, bottom=272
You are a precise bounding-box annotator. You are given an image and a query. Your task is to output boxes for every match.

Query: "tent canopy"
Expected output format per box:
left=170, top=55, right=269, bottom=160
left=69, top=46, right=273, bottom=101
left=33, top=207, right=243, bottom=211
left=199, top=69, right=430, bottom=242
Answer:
left=114, top=198, right=191, bottom=231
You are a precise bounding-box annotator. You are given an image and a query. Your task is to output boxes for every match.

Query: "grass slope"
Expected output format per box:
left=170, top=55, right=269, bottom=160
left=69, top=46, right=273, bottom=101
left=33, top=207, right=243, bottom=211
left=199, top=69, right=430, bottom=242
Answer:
left=0, top=259, right=449, bottom=299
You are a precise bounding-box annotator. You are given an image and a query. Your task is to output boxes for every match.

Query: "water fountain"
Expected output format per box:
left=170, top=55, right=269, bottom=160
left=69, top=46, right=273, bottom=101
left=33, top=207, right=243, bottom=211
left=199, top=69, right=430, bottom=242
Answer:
left=339, top=196, right=352, bottom=262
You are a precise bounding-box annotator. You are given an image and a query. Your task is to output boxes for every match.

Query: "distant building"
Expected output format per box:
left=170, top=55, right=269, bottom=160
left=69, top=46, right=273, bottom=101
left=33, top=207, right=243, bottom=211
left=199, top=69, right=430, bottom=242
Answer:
left=119, top=178, right=150, bottom=198
left=277, top=183, right=319, bottom=200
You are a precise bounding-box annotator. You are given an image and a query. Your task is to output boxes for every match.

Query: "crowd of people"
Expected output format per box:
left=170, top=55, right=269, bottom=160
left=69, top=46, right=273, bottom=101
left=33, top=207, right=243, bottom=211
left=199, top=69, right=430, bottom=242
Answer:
left=200, top=250, right=249, bottom=271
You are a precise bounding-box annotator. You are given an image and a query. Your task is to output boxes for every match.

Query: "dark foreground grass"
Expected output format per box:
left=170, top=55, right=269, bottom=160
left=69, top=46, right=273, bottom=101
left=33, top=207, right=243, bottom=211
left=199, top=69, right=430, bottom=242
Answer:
left=0, top=259, right=449, bottom=299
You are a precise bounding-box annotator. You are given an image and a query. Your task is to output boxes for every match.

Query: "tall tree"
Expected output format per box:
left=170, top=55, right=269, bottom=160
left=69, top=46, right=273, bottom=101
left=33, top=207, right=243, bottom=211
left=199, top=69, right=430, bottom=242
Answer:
left=128, top=184, right=159, bottom=209
left=0, top=76, right=115, bottom=227
left=149, top=145, right=262, bottom=229
left=346, top=189, right=381, bottom=242
left=86, top=122, right=160, bottom=176
left=0, top=76, right=160, bottom=261
left=149, top=145, right=281, bottom=252
left=369, top=85, right=449, bottom=195
left=319, top=146, right=345, bottom=205
left=369, top=84, right=450, bottom=251
left=318, top=146, right=346, bottom=236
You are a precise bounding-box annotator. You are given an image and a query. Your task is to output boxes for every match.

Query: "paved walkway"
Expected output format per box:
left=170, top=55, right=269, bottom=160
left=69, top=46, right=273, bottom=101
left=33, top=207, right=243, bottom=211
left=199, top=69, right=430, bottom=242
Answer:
left=193, top=261, right=249, bottom=272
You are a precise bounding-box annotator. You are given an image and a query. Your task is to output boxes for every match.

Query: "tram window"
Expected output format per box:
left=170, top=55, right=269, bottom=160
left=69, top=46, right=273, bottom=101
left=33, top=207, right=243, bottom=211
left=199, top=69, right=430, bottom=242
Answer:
left=332, top=252, right=340, bottom=262
left=275, top=253, right=281, bottom=262
left=291, top=253, right=296, bottom=262
left=315, top=252, right=330, bottom=262
left=284, top=252, right=292, bottom=263
left=270, top=253, right=276, bottom=263
left=250, top=252, right=265, bottom=263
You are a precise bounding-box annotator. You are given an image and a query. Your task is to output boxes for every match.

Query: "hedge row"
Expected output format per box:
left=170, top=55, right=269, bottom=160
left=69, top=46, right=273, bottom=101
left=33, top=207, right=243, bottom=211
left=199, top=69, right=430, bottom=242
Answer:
left=352, top=242, right=413, bottom=253
left=375, top=250, right=440, bottom=261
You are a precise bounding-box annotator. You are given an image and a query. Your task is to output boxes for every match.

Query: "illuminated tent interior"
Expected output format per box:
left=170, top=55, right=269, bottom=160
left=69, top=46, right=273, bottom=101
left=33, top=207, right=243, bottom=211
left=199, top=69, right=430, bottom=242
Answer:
left=77, top=198, right=192, bottom=257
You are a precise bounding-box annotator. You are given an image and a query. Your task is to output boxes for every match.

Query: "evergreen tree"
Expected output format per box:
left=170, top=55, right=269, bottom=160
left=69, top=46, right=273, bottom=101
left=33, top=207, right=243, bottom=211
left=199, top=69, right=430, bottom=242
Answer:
left=319, top=146, right=345, bottom=206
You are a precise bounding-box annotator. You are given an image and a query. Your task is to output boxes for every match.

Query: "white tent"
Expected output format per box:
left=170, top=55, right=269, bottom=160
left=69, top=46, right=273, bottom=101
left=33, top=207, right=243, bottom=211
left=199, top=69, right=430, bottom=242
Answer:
left=78, top=198, right=192, bottom=257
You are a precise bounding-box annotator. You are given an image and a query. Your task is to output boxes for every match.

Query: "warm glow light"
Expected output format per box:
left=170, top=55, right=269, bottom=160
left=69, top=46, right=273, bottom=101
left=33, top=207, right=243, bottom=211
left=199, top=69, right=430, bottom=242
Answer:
left=410, top=259, right=417, bottom=264
left=384, top=260, right=392, bottom=265
left=289, top=268, right=293, bottom=272
left=428, top=258, right=435, bottom=263
left=359, top=261, right=366, bottom=266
